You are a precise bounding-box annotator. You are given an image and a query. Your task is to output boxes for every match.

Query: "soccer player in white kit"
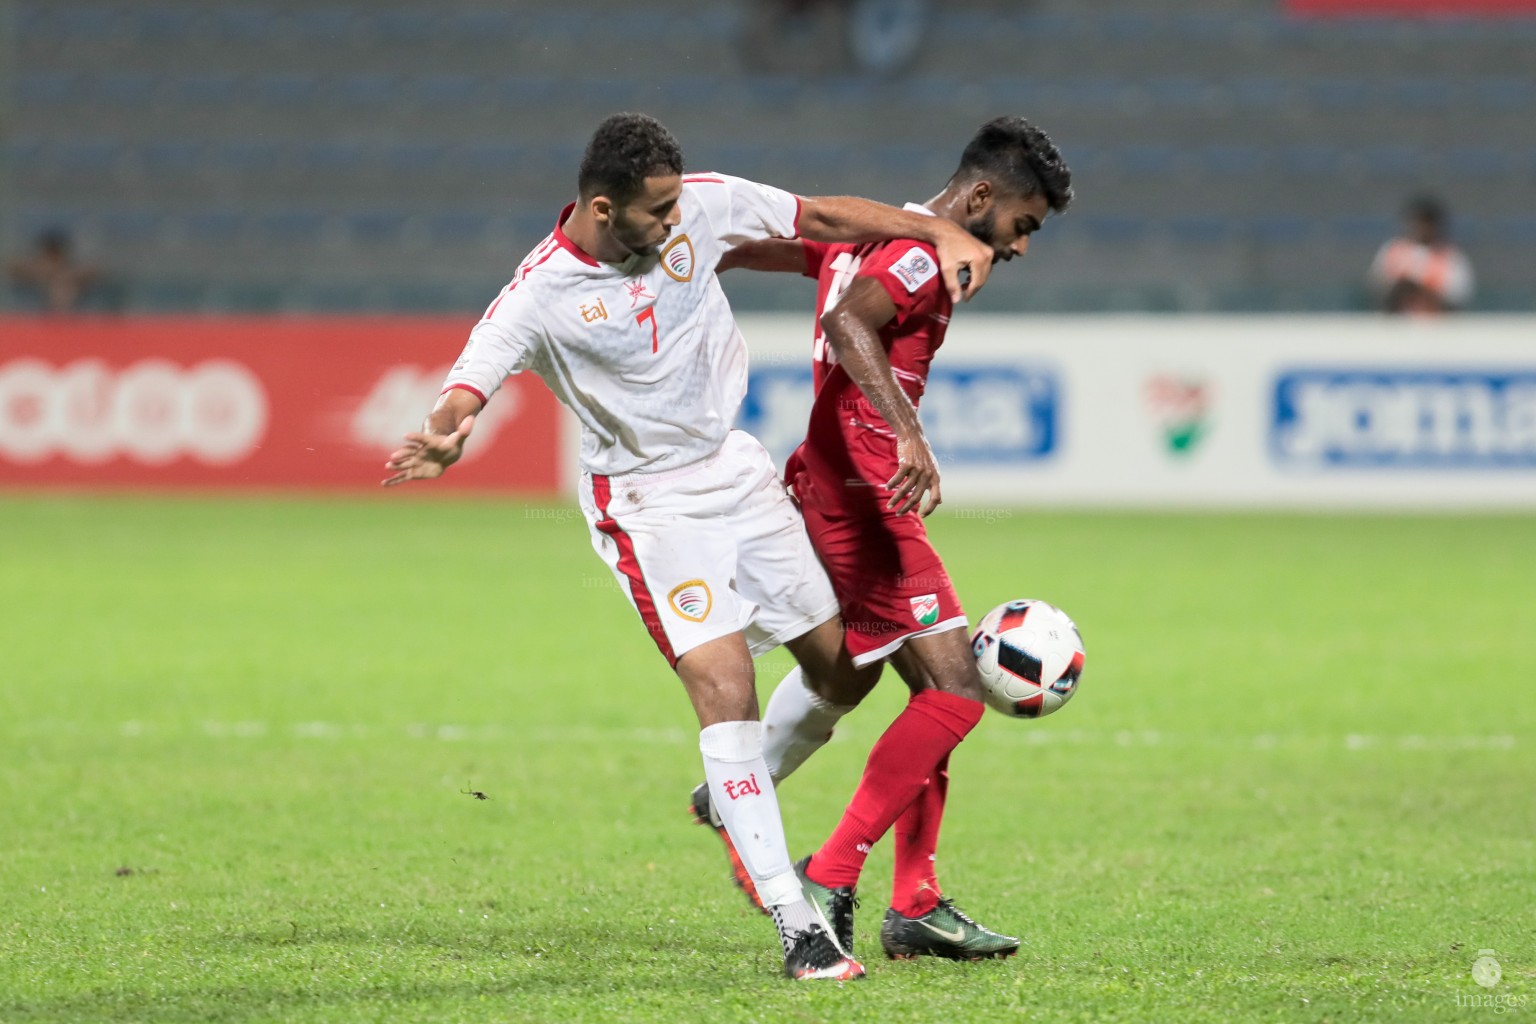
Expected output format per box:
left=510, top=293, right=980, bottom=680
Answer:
left=383, top=113, right=994, bottom=981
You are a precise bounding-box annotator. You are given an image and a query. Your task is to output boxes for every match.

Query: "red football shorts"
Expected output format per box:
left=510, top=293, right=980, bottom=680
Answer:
left=787, top=455, right=968, bottom=668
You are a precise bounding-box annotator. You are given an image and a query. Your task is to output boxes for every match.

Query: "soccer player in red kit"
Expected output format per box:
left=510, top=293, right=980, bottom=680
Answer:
left=694, top=117, right=1073, bottom=960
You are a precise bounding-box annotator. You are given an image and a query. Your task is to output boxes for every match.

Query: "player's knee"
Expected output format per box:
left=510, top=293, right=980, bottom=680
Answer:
left=685, top=679, right=760, bottom=727
left=919, top=670, right=984, bottom=703
left=809, top=660, right=881, bottom=707
left=949, top=671, right=987, bottom=705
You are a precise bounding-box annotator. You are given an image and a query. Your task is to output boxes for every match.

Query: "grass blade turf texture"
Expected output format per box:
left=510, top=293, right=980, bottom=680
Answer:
left=1, top=498, right=1531, bottom=1022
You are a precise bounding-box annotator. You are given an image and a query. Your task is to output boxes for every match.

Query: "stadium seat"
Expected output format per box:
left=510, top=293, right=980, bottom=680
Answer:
left=408, top=75, right=481, bottom=108
left=1077, top=217, right=1151, bottom=244
left=97, top=72, right=158, bottom=107
left=171, top=73, right=243, bottom=107
left=1327, top=216, right=1395, bottom=243
left=330, top=74, right=398, bottom=108
left=212, top=140, right=283, bottom=174
left=182, top=211, right=248, bottom=244
left=257, top=210, right=329, bottom=245
left=209, top=7, right=278, bottom=43
left=6, top=138, right=44, bottom=173
left=18, top=72, right=80, bottom=105
left=289, top=8, right=357, bottom=43
left=346, top=210, right=411, bottom=245
left=1168, top=217, right=1236, bottom=245
left=97, top=210, right=166, bottom=247
left=137, top=7, right=197, bottom=43
left=142, top=141, right=203, bottom=174
left=425, top=212, right=487, bottom=245
left=253, top=73, right=320, bottom=106
left=55, top=141, right=125, bottom=176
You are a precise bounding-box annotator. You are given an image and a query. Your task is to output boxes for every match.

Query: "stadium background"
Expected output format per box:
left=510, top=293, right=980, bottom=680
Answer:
left=4, top=0, right=1535, bottom=314
left=3, top=0, right=1534, bottom=498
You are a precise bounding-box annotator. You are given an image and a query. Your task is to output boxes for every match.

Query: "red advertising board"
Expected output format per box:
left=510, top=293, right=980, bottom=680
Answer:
left=1288, top=0, right=1536, bottom=14
left=0, top=317, right=562, bottom=493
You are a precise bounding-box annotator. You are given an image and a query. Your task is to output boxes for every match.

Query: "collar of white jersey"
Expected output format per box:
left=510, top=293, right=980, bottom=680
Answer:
left=552, top=203, right=602, bottom=268
left=903, top=202, right=937, bottom=216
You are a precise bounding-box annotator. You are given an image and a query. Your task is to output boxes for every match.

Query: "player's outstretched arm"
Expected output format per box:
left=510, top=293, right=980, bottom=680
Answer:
left=382, top=387, right=484, bottom=487
left=717, top=238, right=808, bottom=274
left=796, top=196, right=992, bottom=303
left=821, top=277, right=942, bottom=517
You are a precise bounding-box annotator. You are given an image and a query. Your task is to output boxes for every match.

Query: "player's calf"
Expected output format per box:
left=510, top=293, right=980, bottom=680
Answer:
left=688, top=781, right=767, bottom=914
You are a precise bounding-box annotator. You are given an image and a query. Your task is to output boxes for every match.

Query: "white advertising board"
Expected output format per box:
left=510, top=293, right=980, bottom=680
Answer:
left=733, top=315, right=1536, bottom=509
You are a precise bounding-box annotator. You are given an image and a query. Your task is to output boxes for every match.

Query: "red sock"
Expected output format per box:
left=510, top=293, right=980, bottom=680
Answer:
left=891, top=752, right=949, bottom=917
left=806, top=690, right=983, bottom=891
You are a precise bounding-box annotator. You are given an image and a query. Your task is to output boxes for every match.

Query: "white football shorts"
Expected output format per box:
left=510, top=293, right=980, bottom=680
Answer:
left=578, top=430, right=839, bottom=668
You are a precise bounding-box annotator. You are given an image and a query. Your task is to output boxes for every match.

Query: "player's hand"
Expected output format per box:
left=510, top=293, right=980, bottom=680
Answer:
left=887, top=432, right=942, bottom=517
left=932, top=220, right=993, bottom=303
left=382, top=414, right=475, bottom=486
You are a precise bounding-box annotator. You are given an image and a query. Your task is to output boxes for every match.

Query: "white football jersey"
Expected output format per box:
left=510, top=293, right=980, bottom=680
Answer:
left=442, top=174, right=801, bottom=477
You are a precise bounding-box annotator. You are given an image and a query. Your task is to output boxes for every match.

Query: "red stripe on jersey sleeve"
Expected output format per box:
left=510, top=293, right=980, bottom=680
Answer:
left=441, top=383, right=488, bottom=405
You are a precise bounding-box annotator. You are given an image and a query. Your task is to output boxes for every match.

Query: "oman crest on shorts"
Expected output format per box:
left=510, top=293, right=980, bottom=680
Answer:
left=668, top=579, right=712, bottom=622
left=910, top=593, right=940, bottom=626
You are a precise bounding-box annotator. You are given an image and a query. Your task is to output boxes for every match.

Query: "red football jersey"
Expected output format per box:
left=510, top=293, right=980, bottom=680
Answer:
left=788, top=226, right=967, bottom=665
left=794, top=228, right=954, bottom=503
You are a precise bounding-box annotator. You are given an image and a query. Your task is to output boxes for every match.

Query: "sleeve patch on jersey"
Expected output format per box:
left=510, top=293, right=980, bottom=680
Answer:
left=887, top=246, right=939, bottom=294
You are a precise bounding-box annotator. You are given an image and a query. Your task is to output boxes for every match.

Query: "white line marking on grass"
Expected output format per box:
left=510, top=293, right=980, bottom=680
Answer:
left=76, top=721, right=1527, bottom=753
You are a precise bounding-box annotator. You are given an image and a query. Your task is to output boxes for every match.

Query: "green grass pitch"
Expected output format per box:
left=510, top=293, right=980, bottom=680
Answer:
left=1, top=497, right=1532, bottom=1023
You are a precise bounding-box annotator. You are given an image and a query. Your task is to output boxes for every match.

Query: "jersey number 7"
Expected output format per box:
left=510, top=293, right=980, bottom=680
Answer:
left=636, top=308, right=659, bottom=354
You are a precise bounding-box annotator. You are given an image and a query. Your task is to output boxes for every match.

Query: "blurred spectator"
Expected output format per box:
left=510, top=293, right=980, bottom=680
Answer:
left=739, top=0, right=847, bottom=75
left=740, top=0, right=929, bottom=76
left=1368, top=196, right=1474, bottom=315
left=847, top=0, right=930, bottom=74
left=7, top=228, right=101, bottom=313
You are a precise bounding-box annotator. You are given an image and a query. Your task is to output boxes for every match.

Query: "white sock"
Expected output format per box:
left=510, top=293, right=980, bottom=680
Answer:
left=699, top=721, right=803, bottom=911
left=761, top=667, right=855, bottom=783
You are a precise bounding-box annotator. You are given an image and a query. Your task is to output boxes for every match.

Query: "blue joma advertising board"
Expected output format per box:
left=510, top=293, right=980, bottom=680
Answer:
left=1272, top=369, right=1536, bottom=468
left=738, top=364, right=1060, bottom=469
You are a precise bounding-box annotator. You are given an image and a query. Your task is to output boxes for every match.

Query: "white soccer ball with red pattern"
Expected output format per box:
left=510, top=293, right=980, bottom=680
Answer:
left=970, top=599, right=1085, bottom=718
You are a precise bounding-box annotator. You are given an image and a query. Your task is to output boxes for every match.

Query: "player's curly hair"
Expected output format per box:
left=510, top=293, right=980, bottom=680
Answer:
left=578, top=113, right=685, bottom=206
left=952, top=117, right=1074, bottom=213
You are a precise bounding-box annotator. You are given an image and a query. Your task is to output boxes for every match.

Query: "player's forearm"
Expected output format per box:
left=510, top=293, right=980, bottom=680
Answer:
left=719, top=238, right=807, bottom=274
left=822, top=309, right=924, bottom=441
left=797, top=196, right=947, bottom=249
left=424, top=387, right=484, bottom=435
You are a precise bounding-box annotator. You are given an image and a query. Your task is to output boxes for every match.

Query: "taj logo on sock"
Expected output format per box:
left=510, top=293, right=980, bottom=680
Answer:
left=910, top=594, right=940, bottom=626
left=723, top=773, right=762, bottom=800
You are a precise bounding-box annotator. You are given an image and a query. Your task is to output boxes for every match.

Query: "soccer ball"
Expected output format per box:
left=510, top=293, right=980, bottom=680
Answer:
left=970, top=599, right=1085, bottom=718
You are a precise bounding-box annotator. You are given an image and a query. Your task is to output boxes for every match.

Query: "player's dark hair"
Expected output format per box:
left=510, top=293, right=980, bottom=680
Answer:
left=578, top=113, right=685, bottom=206
left=36, top=227, right=72, bottom=253
left=951, top=117, right=1074, bottom=213
left=1405, top=194, right=1446, bottom=227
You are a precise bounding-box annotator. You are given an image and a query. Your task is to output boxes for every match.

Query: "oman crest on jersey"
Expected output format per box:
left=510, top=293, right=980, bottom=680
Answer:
left=910, top=593, right=940, bottom=626
left=660, top=234, right=694, bottom=282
